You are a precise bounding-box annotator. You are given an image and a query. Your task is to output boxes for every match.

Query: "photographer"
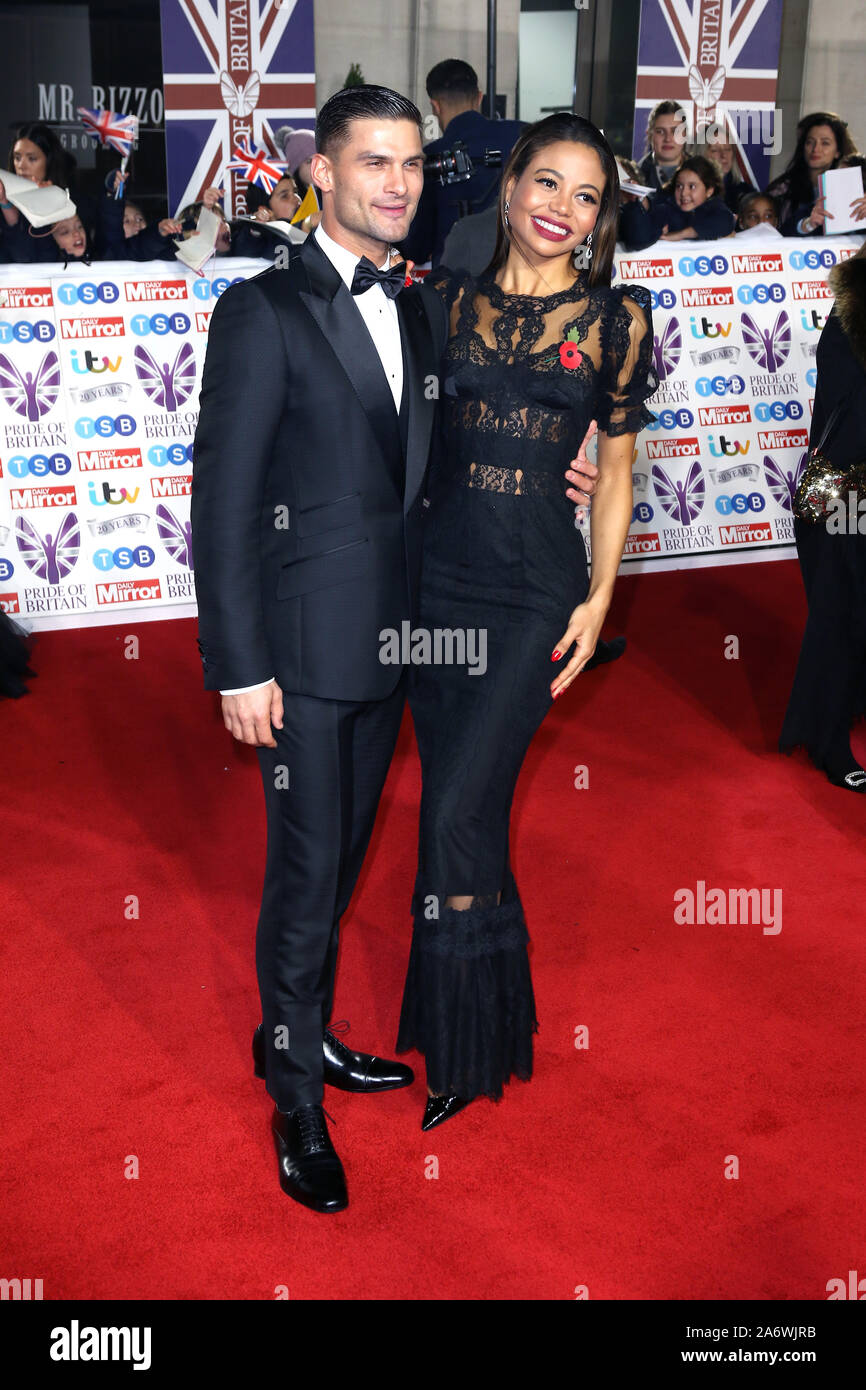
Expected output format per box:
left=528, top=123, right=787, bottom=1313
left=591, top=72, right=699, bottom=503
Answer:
left=402, top=58, right=524, bottom=266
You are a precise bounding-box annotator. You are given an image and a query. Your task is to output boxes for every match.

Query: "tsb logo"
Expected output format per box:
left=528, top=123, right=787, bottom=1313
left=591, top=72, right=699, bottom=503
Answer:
left=649, top=288, right=677, bottom=311
left=696, top=375, right=746, bottom=397
left=148, top=443, right=194, bottom=467
left=789, top=248, right=836, bottom=271
left=737, top=283, right=786, bottom=305
left=130, top=312, right=191, bottom=336
left=6, top=452, right=72, bottom=477
left=678, top=254, right=729, bottom=277
left=645, top=407, right=695, bottom=431
left=754, top=400, right=804, bottom=423
left=192, top=276, right=247, bottom=300
left=55, top=281, right=120, bottom=305
left=74, top=415, right=136, bottom=439
left=715, top=493, right=766, bottom=515
left=93, top=545, right=155, bottom=571
left=0, top=320, right=55, bottom=343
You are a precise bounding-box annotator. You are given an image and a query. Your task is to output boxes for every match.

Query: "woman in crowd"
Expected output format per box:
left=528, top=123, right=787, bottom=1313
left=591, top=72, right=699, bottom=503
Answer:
left=274, top=126, right=321, bottom=229
left=241, top=176, right=308, bottom=252
left=0, top=122, right=79, bottom=263
left=637, top=101, right=689, bottom=192
left=397, top=113, right=657, bottom=1126
left=620, top=155, right=735, bottom=250
left=780, top=242, right=866, bottom=792
left=766, top=111, right=859, bottom=236
left=736, top=191, right=780, bottom=232
left=705, top=129, right=753, bottom=212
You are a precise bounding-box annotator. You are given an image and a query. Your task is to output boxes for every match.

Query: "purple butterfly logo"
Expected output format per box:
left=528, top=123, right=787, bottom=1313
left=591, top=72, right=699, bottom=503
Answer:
left=763, top=451, right=806, bottom=512
left=652, top=460, right=705, bottom=525
left=156, top=503, right=192, bottom=567
left=652, top=316, right=681, bottom=381
left=0, top=350, right=60, bottom=421
left=741, top=310, right=791, bottom=372
left=134, top=341, right=196, bottom=411
left=15, top=512, right=80, bottom=583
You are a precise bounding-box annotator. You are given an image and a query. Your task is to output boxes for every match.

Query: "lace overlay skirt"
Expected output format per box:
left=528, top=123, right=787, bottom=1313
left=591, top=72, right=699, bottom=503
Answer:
left=397, top=483, right=588, bottom=1100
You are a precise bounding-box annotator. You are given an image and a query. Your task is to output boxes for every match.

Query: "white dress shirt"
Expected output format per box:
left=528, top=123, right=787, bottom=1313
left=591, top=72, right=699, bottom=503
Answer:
left=220, top=224, right=405, bottom=696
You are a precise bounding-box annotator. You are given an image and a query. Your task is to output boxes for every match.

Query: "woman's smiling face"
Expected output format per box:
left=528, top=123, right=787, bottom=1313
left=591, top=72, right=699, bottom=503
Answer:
left=505, top=140, right=604, bottom=262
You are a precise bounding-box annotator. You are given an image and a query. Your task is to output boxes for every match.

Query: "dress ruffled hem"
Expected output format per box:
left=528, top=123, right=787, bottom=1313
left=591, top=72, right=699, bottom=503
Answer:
left=396, top=898, right=538, bottom=1101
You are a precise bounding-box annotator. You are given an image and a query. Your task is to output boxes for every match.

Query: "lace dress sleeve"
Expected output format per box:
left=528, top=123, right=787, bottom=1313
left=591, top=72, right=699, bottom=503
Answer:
left=597, top=285, right=658, bottom=436
left=424, top=264, right=470, bottom=312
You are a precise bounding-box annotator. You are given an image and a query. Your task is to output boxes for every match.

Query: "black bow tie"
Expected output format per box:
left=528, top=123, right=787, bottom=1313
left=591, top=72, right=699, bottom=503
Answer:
left=351, top=256, right=408, bottom=298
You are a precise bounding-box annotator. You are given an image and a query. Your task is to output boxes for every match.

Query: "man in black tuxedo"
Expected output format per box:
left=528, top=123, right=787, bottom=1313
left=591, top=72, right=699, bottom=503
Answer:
left=192, top=84, right=599, bottom=1214
left=192, top=85, right=448, bottom=1213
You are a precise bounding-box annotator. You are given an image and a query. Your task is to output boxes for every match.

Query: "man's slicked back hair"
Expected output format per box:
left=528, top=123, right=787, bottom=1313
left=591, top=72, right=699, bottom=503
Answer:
left=316, top=85, right=423, bottom=157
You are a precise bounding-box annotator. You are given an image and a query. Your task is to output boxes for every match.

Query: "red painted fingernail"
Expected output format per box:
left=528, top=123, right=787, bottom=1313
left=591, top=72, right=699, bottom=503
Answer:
left=551, top=650, right=561, bottom=661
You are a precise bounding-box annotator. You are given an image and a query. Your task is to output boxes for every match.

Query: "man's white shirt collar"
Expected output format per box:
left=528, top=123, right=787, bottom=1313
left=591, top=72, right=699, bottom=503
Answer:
left=314, top=223, right=392, bottom=288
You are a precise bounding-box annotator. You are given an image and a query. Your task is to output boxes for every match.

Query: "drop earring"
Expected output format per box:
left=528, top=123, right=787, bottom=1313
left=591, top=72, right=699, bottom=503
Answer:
left=504, top=200, right=510, bottom=228
left=574, top=231, right=593, bottom=268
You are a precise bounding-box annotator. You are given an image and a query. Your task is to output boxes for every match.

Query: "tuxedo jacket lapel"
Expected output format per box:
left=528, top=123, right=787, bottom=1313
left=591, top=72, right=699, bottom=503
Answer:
left=297, top=236, right=402, bottom=477
left=396, top=286, right=437, bottom=515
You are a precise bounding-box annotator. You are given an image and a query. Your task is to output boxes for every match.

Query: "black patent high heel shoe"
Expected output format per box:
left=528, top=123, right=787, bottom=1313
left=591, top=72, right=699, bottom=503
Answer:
left=824, top=765, right=866, bottom=792
left=421, top=1094, right=472, bottom=1131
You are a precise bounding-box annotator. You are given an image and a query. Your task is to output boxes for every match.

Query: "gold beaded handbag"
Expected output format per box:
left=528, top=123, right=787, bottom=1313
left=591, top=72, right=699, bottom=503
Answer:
left=793, top=401, right=866, bottom=524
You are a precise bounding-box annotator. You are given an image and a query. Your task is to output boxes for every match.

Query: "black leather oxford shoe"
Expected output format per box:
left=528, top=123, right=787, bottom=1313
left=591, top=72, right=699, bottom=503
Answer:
left=271, top=1104, right=348, bottom=1212
left=253, top=1023, right=414, bottom=1093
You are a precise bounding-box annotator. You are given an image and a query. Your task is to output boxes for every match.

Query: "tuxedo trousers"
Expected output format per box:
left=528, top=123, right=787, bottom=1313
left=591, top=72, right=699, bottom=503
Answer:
left=254, top=674, right=407, bottom=1111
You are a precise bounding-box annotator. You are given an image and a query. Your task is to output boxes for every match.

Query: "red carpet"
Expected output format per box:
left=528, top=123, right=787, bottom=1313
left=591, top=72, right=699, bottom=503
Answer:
left=3, top=558, right=865, bottom=1300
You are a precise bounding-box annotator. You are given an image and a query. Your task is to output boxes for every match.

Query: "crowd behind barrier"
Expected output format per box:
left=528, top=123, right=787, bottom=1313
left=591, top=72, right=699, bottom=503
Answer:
left=2, top=230, right=864, bottom=631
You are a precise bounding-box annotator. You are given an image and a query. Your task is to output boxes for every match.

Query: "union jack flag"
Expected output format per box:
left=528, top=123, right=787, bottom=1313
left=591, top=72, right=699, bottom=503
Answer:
left=225, top=137, right=287, bottom=194
left=159, top=0, right=316, bottom=218
left=77, top=108, right=139, bottom=157
left=632, top=0, right=784, bottom=189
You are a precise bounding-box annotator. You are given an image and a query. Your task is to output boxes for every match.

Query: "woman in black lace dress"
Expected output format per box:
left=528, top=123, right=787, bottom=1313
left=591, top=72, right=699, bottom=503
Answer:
left=397, top=114, right=658, bottom=1128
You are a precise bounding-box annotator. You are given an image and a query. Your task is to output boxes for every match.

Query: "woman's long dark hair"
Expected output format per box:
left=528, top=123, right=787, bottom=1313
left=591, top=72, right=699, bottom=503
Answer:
left=8, top=122, right=76, bottom=188
left=486, top=113, right=620, bottom=288
left=767, top=111, right=858, bottom=207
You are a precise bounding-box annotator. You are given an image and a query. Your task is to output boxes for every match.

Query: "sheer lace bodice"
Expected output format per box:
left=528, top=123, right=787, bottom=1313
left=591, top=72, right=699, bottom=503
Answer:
left=428, top=269, right=658, bottom=492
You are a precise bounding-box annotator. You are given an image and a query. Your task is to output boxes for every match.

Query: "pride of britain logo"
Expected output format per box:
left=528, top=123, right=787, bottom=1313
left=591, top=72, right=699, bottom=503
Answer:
left=740, top=311, right=791, bottom=372
left=651, top=461, right=705, bottom=525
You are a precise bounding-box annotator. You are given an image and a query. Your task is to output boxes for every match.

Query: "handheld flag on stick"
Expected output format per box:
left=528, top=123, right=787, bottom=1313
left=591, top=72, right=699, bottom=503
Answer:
left=78, top=109, right=139, bottom=198
left=77, top=108, right=139, bottom=157
left=225, top=137, right=288, bottom=194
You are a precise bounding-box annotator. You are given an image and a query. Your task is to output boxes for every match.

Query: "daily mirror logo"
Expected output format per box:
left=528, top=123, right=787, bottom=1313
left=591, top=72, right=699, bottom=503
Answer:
left=125, top=280, right=189, bottom=302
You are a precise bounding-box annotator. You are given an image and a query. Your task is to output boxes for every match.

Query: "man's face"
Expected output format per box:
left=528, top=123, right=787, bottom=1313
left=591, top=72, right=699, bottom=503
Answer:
left=311, top=117, right=424, bottom=252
